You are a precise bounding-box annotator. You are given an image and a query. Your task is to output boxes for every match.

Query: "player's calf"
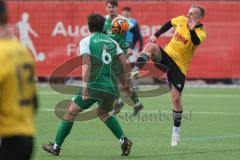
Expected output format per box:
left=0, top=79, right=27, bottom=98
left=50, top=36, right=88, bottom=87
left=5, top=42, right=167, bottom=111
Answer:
left=100, top=108, right=133, bottom=156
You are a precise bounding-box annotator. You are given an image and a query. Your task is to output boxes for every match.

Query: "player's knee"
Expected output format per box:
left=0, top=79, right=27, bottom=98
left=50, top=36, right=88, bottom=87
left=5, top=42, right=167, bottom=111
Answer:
left=66, top=102, right=82, bottom=117
left=143, top=43, right=158, bottom=55
left=145, top=43, right=160, bottom=58
left=149, top=43, right=159, bottom=51
left=96, top=108, right=110, bottom=121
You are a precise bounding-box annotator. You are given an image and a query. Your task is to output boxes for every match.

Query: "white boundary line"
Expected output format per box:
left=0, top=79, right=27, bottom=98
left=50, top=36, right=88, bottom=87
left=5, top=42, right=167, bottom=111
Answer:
left=39, top=91, right=240, bottom=98
left=37, top=134, right=240, bottom=142
left=39, top=108, right=240, bottom=115
left=37, top=83, right=240, bottom=89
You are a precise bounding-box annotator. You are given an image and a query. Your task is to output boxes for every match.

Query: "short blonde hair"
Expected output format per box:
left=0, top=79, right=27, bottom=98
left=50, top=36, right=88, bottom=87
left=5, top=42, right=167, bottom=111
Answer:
left=191, top=4, right=205, bottom=18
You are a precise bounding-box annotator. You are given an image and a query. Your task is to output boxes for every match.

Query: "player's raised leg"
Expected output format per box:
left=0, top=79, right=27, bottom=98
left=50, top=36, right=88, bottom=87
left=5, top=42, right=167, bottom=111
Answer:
left=131, top=42, right=161, bottom=79
left=113, top=43, right=160, bottom=116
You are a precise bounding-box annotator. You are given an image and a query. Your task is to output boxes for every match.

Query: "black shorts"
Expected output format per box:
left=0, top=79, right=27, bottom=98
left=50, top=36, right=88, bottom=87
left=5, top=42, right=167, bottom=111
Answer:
left=152, top=47, right=186, bottom=93
left=0, top=136, right=33, bottom=160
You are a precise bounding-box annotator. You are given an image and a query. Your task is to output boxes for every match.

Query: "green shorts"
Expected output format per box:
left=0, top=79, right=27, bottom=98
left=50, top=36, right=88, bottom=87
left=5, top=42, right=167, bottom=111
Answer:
left=72, top=88, right=117, bottom=112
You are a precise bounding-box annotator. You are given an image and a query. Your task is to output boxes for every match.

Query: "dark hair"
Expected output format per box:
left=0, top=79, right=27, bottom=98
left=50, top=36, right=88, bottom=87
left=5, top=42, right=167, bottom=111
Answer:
left=88, top=13, right=105, bottom=33
left=106, top=0, right=118, bottom=7
left=122, top=6, right=131, bottom=12
left=191, top=4, right=205, bottom=18
left=0, top=0, right=8, bottom=25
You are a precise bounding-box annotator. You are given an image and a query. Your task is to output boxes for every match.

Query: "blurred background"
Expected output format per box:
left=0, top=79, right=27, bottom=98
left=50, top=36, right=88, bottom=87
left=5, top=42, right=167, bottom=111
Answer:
left=7, top=0, right=240, bottom=85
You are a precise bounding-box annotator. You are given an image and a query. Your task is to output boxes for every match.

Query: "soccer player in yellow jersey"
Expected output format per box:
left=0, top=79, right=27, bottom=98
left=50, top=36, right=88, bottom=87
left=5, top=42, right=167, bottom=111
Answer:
left=131, top=5, right=206, bottom=146
left=0, top=0, right=38, bottom=159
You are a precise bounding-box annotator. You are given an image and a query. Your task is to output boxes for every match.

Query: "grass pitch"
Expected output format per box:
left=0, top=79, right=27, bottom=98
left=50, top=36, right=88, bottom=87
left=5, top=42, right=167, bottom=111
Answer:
left=33, top=85, right=240, bottom=160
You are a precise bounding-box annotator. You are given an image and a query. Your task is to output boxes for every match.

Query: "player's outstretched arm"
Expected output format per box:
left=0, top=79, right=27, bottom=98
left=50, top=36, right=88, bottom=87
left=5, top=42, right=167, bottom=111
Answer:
left=154, top=21, right=173, bottom=38
left=146, top=21, right=173, bottom=43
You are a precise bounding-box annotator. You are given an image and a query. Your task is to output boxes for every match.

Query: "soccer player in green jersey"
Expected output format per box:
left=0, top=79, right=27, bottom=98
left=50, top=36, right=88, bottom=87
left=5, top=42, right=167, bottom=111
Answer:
left=42, top=13, right=133, bottom=156
left=104, top=0, right=143, bottom=116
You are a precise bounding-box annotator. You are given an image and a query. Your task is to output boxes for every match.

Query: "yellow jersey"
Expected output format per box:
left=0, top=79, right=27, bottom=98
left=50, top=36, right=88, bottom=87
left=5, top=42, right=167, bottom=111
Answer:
left=0, top=37, right=37, bottom=137
left=164, top=16, right=207, bottom=75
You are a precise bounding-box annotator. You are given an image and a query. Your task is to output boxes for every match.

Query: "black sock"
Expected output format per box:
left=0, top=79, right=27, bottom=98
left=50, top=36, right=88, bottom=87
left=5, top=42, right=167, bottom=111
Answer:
left=135, top=53, right=150, bottom=69
left=172, top=110, right=183, bottom=127
left=130, top=91, right=140, bottom=105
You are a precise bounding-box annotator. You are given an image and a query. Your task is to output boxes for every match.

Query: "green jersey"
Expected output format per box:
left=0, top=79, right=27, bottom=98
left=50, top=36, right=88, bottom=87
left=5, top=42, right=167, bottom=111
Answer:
left=104, top=15, right=130, bottom=54
left=79, top=32, right=123, bottom=96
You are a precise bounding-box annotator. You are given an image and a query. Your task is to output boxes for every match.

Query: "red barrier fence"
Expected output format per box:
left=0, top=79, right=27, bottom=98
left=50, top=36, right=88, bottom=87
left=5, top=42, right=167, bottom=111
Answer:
left=8, top=1, right=240, bottom=78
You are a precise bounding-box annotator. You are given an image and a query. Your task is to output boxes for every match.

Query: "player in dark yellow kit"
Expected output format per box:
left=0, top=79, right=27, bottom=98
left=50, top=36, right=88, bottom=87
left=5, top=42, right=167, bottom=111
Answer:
left=0, top=1, right=38, bottom=159
left=131, top=5, right=206, bottom=146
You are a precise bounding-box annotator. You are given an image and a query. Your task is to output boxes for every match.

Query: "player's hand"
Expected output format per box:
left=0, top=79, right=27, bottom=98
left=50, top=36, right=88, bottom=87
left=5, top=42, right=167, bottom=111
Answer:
left=145, top=35, right=157, bottom=43
left=82, top=87, right=89, bottom=100
left=188, top=14, right=199, bottom=30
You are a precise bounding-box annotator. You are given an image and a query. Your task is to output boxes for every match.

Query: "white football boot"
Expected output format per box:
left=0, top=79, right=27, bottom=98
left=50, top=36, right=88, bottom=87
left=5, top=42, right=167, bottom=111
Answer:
left=171, top=133, right=180, bottom=147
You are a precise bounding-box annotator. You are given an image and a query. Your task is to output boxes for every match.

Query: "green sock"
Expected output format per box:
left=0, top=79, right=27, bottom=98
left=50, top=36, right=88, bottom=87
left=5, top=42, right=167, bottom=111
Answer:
left=55, top=120, right=74, bottom=146
left=131, top=91, right=140, bottom=105
left=104, top=116, right=124, bottom=139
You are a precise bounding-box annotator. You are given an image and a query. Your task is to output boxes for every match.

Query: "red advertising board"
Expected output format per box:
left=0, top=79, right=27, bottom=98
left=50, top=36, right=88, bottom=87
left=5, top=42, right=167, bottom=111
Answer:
left=8, top=1, right=240, bottom=78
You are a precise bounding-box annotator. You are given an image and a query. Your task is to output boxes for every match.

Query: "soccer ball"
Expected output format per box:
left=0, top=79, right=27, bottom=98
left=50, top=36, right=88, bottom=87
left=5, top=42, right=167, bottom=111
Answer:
left=111, top=17, right=129, bottom=34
